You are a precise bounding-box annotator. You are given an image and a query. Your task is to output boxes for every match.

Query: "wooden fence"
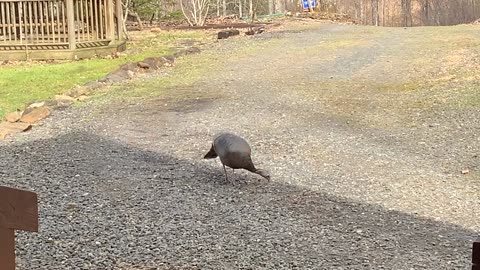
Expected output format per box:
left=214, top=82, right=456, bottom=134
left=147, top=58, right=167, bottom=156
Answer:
left=0, top=0, right=122, bottom=51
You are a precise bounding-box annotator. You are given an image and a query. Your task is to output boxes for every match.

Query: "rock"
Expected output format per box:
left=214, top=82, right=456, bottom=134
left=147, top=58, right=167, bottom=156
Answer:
left=461, top=169, right=470, bottom=174
left=54, top=95, right=75, bottom=108
left=66, top=202, right=78, bottom=209
left=162, top=55, right=175, bottom=67
left=218, top=30, right=230, bottom=39
left=104, top=73, right=125, bottom=83
left=245, top=27, right=265, bottom=36
left=55, top=94, right=75, bottom=102
left=66, top=86, right=91, bottom=98
left=27, top=101, right=45, bottom=109
left=150, top=27, right=162, bottom=33
left=185, top=47, right=201, bottom=54
left=143, top=57, right=166, bottom=69
left=173, top=47, right=201, bottom=58
left=84, top=80, right=104, bottom=90
left=20, top=106, right=51, bottom=124
left=218, top=29, right=240, bottom=39
left=104, top=68, right=135, bottom=83
left=5, top=111, right=22, bottom=123
left=43, top=99, right=59, bottom=108
left=119, top=62, right=139, bottom=72
left=77, top=95, right=89, bottom=102
left=22, top=101, right=46, bottom=115
left=137, top=62, right=150, bottom=69
left=126, top=70, right=135, bottom=78
left=0, top=122, right=32, bottom=139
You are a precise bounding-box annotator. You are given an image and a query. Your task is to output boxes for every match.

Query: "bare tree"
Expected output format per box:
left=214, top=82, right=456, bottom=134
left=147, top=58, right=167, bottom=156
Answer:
left=123, top=0, right=143, bottom=32
left=371, top=0, right=379, bottom=25
left=268, top=0, right=274, bottom=14
left=122, top=0, right=131, bottom=39
left=359, top=0, right=364, bottom=23
left=179, top=0, right=210, bottom=26
left=249, top=0, right=253, bottom=18
left=239, top=0, right=243, bottom=17
left=275, top=0, right=285, bottom=13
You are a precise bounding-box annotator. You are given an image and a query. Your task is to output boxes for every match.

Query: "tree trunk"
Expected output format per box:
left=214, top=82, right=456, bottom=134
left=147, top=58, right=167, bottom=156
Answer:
left=268, top=0, right=274, bottom=14
left=122, top=0, right=130, bottom=40
left=424, top=0, right=429, bottom=25
left=359, top=0, right=364, bottom=24
left=249, top=0, right=253, bottom=18
left=372, top=0, right=379, bottom=25
left=275, top=0, right=285, bottom=13
left=382, top=0, right=385, bottom=26
left=239, top=0, right=243, bottom=17
left=223, top=0, right=227, bottom=16
left=406, top=0, right=412, bottom=26
left=217, top=0, right=220, bottom=16
left=127, top=11, right=143, bottom=30
left=251, top=0, right=258, bottom=22
left=179, top=0, right=194, bottom=26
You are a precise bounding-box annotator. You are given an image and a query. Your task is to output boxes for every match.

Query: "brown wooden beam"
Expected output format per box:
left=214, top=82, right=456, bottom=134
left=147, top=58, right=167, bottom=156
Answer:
left=0, top=186, right=38, bottom=270
left=474, top=237, right=480, bottom=270
left=0, top=228, right=15, bottom=270
left=0, top=186, right=38, bottom=232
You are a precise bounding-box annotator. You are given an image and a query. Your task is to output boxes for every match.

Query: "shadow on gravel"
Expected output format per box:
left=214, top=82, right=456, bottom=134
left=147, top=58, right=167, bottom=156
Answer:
left=0, top=131, right=475, bottom=269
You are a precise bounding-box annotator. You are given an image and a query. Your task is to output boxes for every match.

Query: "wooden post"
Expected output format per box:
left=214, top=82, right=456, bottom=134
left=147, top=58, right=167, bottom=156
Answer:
left=115, top=0, right=123, bottom=40
left=106, top=0, right=115, bottom=40
left=0, top=228, right=15, bottom=269
left=66, top=0, right=76, bottom=49
left=474, top=237, right=480, bottom=270
left=0, top=186, right=38, bottom=270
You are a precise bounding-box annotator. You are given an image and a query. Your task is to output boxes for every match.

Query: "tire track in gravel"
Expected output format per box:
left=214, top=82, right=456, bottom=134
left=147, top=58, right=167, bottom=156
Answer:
left=190, top=23, right=480, bottom=231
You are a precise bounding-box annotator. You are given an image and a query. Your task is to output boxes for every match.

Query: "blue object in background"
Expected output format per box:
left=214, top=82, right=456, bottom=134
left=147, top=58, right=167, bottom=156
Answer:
left=302, top=0, right=316, bottom=9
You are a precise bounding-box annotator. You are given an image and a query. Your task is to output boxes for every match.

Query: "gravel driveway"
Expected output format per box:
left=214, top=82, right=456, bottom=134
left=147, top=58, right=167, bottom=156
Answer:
left=1, top=21, right=479, bottom=269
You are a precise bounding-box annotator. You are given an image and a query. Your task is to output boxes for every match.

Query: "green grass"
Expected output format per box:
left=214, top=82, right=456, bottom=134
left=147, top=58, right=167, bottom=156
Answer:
left=0, top=30, right=211, bottom=119
left=93, top=49, right=224, bottom=103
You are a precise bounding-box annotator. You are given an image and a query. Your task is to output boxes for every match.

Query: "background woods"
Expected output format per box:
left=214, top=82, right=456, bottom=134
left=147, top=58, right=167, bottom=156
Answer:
left=126, top=0, right=480, bottom=27
left=327, top=0, right=480, bottom=26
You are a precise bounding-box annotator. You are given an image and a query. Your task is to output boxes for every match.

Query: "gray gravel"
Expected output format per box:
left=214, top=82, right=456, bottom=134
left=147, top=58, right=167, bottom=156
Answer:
left=1, top=21, right=479, bottom=269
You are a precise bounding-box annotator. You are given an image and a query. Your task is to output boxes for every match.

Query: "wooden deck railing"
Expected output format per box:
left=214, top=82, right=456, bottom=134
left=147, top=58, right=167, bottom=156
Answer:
left=0, top=0, right=122, bottom=50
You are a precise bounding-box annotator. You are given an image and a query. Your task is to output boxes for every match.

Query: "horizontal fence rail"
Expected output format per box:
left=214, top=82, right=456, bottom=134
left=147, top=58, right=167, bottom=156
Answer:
left=0, top=0, right=119, bottom=50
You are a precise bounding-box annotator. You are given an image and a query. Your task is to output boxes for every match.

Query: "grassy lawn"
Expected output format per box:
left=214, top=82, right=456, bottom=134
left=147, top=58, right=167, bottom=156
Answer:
left=0, top=30, right=212, bottom=119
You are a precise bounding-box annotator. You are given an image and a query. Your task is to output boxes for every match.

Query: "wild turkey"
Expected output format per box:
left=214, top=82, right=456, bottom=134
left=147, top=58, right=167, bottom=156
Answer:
left=204, top=132, right=270, bottom=182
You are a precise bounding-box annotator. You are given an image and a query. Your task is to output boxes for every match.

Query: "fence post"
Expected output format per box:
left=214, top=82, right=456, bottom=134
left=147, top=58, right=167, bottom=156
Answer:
left=0, top=186, right=38, bottom=270
left=66, top=0, right=76, bottom=50
left=474, top=237, right=480, bottom=270
left=106, top=0, right=115, bottom=40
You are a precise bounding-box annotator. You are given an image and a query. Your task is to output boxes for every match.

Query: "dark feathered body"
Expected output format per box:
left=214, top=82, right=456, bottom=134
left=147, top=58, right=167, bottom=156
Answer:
left=204, top=132, right=270, bottom=181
